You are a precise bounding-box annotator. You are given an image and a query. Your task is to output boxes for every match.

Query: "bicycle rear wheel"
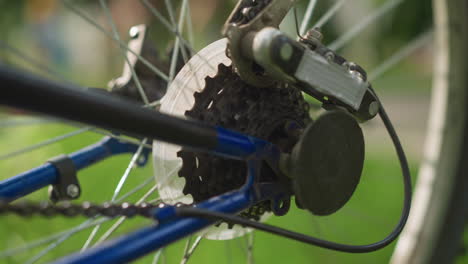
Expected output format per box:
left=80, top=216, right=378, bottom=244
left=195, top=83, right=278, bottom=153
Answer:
left=0, top=0, right=466, bottom=263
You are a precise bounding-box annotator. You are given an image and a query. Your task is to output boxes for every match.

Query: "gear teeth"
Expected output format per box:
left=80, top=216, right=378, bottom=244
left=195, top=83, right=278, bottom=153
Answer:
left=177, top=64, right=311, bottom=224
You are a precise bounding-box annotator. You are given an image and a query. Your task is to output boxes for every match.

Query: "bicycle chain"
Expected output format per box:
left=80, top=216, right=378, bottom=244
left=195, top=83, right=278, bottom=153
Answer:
left=0, top=201, right=190, bottom=219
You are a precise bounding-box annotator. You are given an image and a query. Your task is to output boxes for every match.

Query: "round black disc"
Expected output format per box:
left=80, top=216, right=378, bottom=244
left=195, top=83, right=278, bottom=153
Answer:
left=290, top=110, right=365, bottom=216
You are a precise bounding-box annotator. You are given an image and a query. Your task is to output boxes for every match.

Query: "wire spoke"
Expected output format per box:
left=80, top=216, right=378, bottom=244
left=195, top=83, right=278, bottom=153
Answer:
left=25, top=224, right=85, bottom=262
left=140, top=0, right=194, bottom=55
left=369, top=30, right=433, bottom=82
left=164, top=0, right=177, bottom=28
left=180, top=236, right=203, bottom=264
left=153, top=249, right=166, bottom=264
left=61, top=0, right=169, bottom=82
left=145, top=100, right=162, bottom=108
left=80, top=225, right=100, bottom=252
left=0, top=127, right=91, bottom=161
left=81, top=138, right=148, bottom=251
left=185, top=0, right=195, bottom=47
left=87, top=129, right=153, bottom=149
left=246, top=232, right=254, bottom=264
left=93, top=186, right=161, bottom=245
left=177, top=0, right=191, bottom=64
left=112, top=139, right=148, bottom=201
left=2, top=172, right=155, bottom=259
left=114, top=176, right=155, bottom=202
left=0, top=40, right=69, bottom=83
left=0, top=122, right=151, bottom=161
left=142, top=0, right=219, bottom=74
left=164, top=0, right=190, bottom=62
left=0, top=218, right=108, bottom=259
left=84, top=165, right=187, bottom=250
left=91, top=165, right=184, bottom=246
left=313, top=0, right=349, bottom=29
left=328, top=0, right=406, bottom=51
left=173, top=0, right=192, bottom=78
left=56, top=119, right=152, bottom=149
left=143, top=0, right=221, bottom=74
left=299, top=0, right=318, bottom=36
left=99, top=0, right=149, bottom=104
left=165, top=0, right=186, bottom=88
left=0, top=117, right=58, bottom=128
left=181, top=236, right=193, bottom=263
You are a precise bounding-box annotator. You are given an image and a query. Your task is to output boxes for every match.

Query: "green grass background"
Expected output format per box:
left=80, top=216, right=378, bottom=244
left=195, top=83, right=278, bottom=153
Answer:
left=0, top=2, right=465, bottom=260
left=2, top=61, right=467, bottom=264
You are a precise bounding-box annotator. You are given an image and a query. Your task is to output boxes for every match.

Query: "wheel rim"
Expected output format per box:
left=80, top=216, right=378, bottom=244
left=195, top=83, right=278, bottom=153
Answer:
left=0, top=0, right=452, bottom=263
left=392, top=0, right=468, bottom=262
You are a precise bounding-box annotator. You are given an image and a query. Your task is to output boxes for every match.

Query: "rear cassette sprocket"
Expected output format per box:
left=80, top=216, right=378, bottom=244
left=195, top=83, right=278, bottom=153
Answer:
left=177, top=63, right=311, bottom=221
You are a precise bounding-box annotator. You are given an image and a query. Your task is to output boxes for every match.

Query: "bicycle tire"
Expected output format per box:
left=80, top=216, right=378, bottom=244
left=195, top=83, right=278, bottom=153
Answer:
left=391, top=0, right=468, bottom=263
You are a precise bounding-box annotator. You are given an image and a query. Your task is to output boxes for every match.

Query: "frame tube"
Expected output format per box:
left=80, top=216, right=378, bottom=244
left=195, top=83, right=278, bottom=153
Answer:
left=0, top=66, right=266, bottom=160
left=0, top=137, right=150, bottom=201
left=52, top=164, right=259, bottom=264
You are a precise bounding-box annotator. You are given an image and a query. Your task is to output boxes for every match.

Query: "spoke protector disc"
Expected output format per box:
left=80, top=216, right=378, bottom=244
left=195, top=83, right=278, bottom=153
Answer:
left=153, top=39, right=253, bottom=240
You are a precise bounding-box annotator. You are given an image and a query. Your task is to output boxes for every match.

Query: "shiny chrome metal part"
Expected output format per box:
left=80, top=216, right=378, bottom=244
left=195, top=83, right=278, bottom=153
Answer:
left=240, top=27, right=378, bottom=120
left=294, top=44, right=368, bottom=110
left=223, top=0, right=296, bottom=87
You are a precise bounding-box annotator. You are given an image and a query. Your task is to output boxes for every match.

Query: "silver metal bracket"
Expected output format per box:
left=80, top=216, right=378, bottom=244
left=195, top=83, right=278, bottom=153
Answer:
left=242, top=27, right=379, bottom=121
left=223, top=0, right=296, bottom=87
left=108, top=25, right=170, bottom=103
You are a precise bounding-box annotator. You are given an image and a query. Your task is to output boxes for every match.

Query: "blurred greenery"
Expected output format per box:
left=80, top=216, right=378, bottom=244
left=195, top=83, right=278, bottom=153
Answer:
left=0, top=0, right=465, bottom=264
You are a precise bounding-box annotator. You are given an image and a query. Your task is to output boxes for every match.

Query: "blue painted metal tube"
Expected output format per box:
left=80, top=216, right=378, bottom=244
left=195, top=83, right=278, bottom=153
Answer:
left=0, top=126, right=269, bottom=202
left=53, top=189, right=253, bottom=264
left=214, top=127, right=268, bottom=159
left=53, top=164, right=258, bottom=264
left=0, top=137, right=149, bottom=201
left=0, top=164, right=58, bottom=202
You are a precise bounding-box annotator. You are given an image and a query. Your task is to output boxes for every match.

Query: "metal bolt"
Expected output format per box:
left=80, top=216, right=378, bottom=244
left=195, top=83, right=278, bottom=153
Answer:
left=280, top=42, right=294, bottom=61
left=129, top=26, right=140, bottom=39
left=344, top=62, right=364, bottom=81
left=368, top=101, right=380, bottom=116
left=66, top=184, right=80, bottom=198
left=343, top=61, right=354, bottom=71
left=241, top=7, right=255, bottom=19
left=325, top=51, right=335, bottom=62
left=350, top=70, right=364, bottom=81
left=305, top=27, right=323, bottom=42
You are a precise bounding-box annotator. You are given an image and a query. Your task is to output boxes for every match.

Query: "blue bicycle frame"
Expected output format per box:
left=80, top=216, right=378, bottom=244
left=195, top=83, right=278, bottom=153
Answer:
left=0, top=136, right=151, bottom=202
left=0, top=124, right=284, bottom=263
